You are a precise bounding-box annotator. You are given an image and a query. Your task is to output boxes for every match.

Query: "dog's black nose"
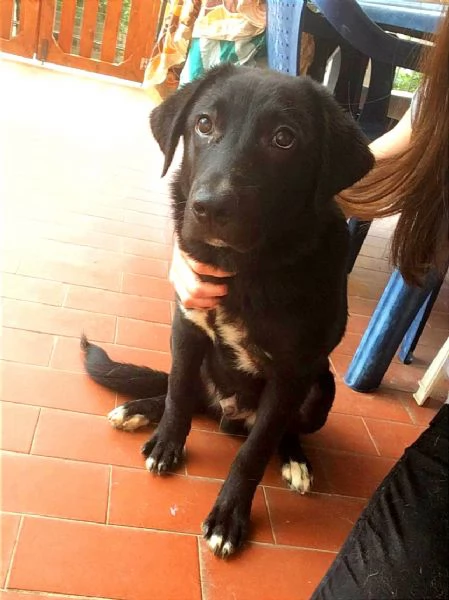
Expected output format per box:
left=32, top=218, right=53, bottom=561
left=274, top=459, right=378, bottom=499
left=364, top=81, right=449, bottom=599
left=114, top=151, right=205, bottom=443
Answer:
left=192, top=191, right=233, bottom=225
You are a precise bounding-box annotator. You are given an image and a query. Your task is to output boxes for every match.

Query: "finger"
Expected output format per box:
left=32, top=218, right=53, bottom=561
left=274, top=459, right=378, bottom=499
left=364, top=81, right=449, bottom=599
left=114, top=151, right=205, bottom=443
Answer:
left=183, top=297, right=221, bottom=310
left=183, top=253, right=236, bottom=278
left=171, top=252, right=228, bottom=299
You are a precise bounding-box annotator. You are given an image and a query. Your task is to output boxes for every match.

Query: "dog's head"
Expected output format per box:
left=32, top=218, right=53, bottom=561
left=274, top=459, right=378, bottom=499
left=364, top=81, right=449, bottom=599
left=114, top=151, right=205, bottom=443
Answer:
left=150, top=65, right=373, bottom=254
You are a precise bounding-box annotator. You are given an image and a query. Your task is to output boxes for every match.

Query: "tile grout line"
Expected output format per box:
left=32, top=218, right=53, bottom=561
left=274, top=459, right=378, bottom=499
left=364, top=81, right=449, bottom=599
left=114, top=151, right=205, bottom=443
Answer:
left=1, top=587, right=117, bottom=599
left=0, top=450, right=372, bottom=501
left=28, top=408, right=42, bottom=455
left=0, top=509, right=341, bottom=553
left=398, top=395, right=418, bottom=425
left=47, top=335, right=58, bottom=368
left=361, top=417, right=381, bottom=457
left=105, top=465, right=112, bottom=525
left=196, top=536, right=207, bottom=600
left=4, top=514, right=24, bottom=589
left=262, top=486, right=278, bottom=545
left=61, top=283, right=70, bottom=307
left=2, top=296, right=173, bottom=326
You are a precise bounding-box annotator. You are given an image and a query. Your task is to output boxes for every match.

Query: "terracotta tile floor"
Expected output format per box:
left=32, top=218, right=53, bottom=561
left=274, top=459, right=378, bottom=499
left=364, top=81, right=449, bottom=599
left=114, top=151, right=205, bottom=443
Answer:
left=1, top=58, right=448, bottom=600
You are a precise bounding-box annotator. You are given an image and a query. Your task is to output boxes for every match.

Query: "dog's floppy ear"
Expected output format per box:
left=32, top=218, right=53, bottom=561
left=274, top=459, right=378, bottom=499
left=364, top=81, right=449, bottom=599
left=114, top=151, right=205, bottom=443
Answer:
left=150, top=63, right=237, bottom=176
left=317, top=90, right=374, bottom=197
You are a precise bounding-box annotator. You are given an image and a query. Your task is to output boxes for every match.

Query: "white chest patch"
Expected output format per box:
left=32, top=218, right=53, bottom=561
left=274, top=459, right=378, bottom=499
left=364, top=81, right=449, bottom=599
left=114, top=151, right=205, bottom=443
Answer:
left=180, top=305, right=267, bottom=375
left=215, top=308, right=260, bottom=375
left=180, top=306, right=216, bottom=341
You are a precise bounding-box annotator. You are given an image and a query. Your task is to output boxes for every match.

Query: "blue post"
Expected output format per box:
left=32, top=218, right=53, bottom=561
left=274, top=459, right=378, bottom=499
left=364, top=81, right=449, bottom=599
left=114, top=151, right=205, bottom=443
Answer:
left=344, top=269, right=438, bottom=392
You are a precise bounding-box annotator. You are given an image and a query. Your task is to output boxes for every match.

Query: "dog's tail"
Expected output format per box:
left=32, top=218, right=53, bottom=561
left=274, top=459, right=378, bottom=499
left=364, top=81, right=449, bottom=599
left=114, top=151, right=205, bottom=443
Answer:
left=81, top=334, right=168, bottom=398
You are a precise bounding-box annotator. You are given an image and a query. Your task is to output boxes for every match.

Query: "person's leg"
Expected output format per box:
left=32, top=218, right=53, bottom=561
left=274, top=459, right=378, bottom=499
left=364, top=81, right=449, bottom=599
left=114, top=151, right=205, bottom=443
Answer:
left=311, top=402, right=449, bottom=600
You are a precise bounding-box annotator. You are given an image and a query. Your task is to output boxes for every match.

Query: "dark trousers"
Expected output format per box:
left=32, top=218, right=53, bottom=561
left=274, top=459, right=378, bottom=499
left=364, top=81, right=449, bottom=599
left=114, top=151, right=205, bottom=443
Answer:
left=311, top=404, right=449, bottom=600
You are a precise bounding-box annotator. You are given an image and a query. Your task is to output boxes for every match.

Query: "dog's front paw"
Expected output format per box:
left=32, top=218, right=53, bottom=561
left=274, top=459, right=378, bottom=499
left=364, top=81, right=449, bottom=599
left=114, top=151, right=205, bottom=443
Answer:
left=141, top=432, right=184, bottom=474
left=281, top=460, right=313, bottom=494
left=108, top=405, right=149, bottom=431
left=202, top=500, right=250, bottom=558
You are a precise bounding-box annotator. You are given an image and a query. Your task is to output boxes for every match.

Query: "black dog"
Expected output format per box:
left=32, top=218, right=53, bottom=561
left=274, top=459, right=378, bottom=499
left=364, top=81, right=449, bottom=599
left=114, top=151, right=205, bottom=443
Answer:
left=82, top=64, right=373, bottom=558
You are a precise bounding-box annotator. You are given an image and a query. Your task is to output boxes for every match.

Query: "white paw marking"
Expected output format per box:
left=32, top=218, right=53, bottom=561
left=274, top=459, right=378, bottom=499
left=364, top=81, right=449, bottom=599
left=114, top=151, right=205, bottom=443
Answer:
left=145, top=456, right=155, bottom=471
left=108, top=406, right=149, bottom=431
left=281, top=461, right=313, bottom=494
left=207, top=534, right=235, bottom=557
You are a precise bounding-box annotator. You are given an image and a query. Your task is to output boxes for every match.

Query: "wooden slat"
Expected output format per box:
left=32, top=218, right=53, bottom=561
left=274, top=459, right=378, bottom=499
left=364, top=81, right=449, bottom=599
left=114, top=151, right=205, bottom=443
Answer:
left=100, top=0, right=123, bottom=63
left=58, top=0, right=77, bottom=53
left=123, top=0, right=143, bottom=61
left=79, top=0, right=99, bottom=58
left=0, top=0, right=40, bottom=57
left=0, top=0, right=14, bottom=39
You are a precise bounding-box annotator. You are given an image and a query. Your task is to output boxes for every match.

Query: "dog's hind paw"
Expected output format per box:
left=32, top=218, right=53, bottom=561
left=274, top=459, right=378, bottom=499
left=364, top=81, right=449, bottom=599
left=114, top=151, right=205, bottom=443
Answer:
left=281, top=460, right=313, bottom=494
left=108, top=406, right=149, bottom=431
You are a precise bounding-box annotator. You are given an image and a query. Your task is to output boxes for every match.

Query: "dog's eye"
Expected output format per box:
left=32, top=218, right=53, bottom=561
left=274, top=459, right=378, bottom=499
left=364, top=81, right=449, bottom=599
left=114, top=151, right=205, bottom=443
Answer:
left=196, top=115, right=213, bottom=135
left=272, top=128, right=295, bottom=149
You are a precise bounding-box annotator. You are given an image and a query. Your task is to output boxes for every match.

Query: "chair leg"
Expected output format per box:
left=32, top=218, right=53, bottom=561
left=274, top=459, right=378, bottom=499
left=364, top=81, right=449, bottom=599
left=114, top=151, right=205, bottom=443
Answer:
left=414, top=337, right=449, bottom=406
left=399, top=278, right=445, bottom=364
left=344, top=269, right=440, bottom=392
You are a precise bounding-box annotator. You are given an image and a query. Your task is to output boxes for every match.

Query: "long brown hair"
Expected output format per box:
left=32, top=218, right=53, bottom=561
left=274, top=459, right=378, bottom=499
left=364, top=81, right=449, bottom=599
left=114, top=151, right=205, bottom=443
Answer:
left=337, top=10, right=449, bottom=285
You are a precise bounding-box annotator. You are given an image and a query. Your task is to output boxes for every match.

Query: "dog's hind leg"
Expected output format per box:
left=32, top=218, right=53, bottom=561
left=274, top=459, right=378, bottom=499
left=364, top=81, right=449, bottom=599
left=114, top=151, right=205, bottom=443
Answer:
left=278, top=361, right=335, bottom=494
left=278, top=431, right=313, bottom=494
left=108, top=395, right=166, bottom=431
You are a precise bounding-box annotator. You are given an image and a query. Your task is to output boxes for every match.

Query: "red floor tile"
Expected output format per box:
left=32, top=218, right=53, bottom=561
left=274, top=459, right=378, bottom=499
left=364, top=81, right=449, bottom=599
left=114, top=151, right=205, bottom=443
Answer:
left=116, top=317, right=171, bottom=352
left=0, top=592, right=87, bottom=600
left=0, top=251, right=20, bottom=274
left=331, top=353, right=429, bottom=393
left=32, top=408, right=150, bottom=468
left=191, top=414, right=221, bottom=433
left=363, top=418, right=426, bottom=458
left=305, top=412, right=379, bottom=456
left=185, top=429, right=244, bottom=480
left=121, top=254, right=169, bottom=279
left=9, top=516, right=201, bottom=600
left=266, top=488, right=365, bottom=551
left=122, top=272, right=174, bottom=300
left=0, top=402, right=40, bottom=453
left=345, top=313, right=371, bottom=335
left=1, top=452, right=109, bottom=522
left=2, top=298, right=116, bottom=342
left=121, top=237, right=172, bottom=260
left=64, top=285, right=171, bottom=324
left=347, top=295, right=377, bottom=317
left=401, top=396, right=444, bottom=426
left=120, top=197, right=171, bottom=216
left=1, top=363, right=116, bottom=415
left=318, top=449, right=396, bottom=498
left=1, top=513, right=21, bottom=586
left=200, top=540, right=335, bottom=600
left=0, top=328, right=54, bottom=367
left=332, top=383, right=412, bottom=423
left=0, top=273, right=65, bottom=305
left=109, top=467, right=273, bottom=542
left=18, top=256, right=122, bottom=292
left=50, top=336, right=172, bottom=373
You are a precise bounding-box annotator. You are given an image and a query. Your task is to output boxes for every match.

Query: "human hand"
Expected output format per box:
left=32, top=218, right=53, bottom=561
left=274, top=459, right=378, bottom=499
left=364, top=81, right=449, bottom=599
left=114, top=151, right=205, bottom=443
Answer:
left=169, top=240, right=234, bottom=309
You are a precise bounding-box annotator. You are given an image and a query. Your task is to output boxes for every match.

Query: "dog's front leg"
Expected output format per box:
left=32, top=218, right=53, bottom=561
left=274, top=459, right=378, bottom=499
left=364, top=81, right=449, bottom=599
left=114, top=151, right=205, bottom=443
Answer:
left=142, top=304, right=209, bottom=473
left=203, top=376, right=311, bottom=557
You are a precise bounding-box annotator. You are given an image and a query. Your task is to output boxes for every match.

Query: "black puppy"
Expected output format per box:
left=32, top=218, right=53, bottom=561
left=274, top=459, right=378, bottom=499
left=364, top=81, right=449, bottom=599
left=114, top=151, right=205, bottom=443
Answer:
left=82, top=64, right=373, bottom=558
